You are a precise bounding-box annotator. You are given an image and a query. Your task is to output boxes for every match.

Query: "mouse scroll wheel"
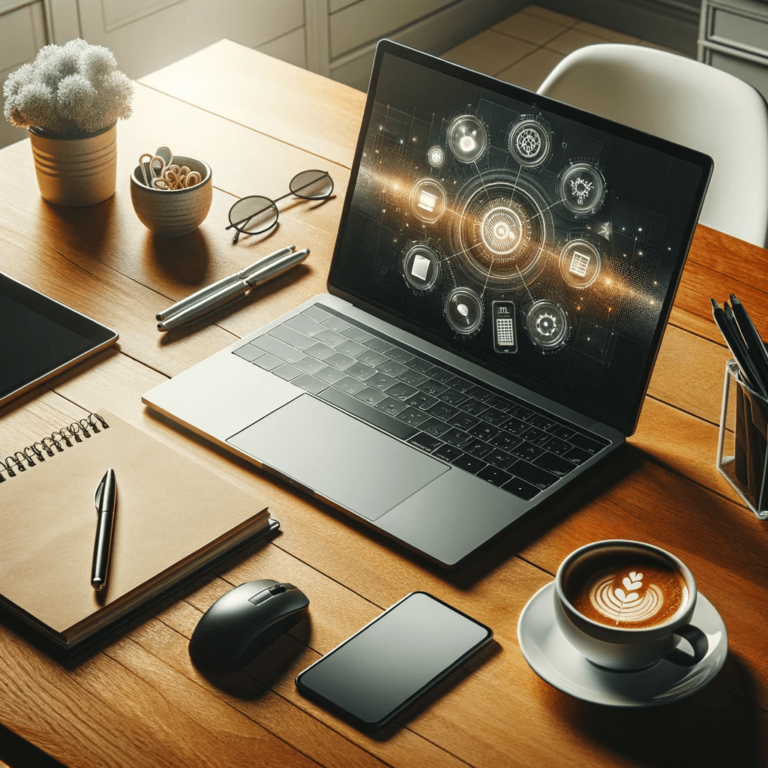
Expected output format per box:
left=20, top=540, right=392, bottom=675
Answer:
left=268, top=584, right=286, bottom=595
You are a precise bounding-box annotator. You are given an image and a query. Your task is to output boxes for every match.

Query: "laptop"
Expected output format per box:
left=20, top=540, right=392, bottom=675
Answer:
left=143, top=41, right=713, bottom=567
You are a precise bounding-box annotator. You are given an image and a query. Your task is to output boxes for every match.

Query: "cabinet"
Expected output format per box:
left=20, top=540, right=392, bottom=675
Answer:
left=0, top=0, right=519, bottom=149
left=0, top=0, right=307, bottom=148
left=0, top=1, right=47, bottom=149
left=699, top=0, right=768, bottom=101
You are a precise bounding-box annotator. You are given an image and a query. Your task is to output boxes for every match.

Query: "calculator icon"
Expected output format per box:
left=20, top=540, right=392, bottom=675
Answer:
left=492, top=301, right=517, bottom=353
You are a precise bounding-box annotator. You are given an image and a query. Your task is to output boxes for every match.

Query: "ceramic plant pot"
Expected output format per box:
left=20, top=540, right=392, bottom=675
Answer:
left=29, top=124, right=117, bottom=207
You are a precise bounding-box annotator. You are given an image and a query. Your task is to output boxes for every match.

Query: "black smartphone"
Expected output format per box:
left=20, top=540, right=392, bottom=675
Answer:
left=295, top=592, right=492, bottom=731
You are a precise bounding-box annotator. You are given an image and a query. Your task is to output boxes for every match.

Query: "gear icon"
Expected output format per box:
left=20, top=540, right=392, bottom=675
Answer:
left=569, top=177, right=594, bottom=205
left=516, top=128, right=541, bottom=159
left=535, top=312, right=558, bottom=337
left=526, top=300, right=569, bottom=352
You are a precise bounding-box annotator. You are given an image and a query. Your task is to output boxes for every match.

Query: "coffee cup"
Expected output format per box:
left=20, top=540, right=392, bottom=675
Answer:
left=554, top=540, right=709, bottom=671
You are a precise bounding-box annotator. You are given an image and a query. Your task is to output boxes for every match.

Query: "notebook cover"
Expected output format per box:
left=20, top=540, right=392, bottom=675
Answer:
left=0, top=410, right=270, bottom=640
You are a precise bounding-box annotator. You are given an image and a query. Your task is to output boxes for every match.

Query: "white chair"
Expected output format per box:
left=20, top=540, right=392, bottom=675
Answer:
left=538, top=43, right=768, bottom=248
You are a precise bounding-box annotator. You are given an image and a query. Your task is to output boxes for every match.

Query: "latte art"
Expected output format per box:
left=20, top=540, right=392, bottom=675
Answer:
left=565, top=552, right=689, bottom=629
left=589, top=571, right=664, bottom=625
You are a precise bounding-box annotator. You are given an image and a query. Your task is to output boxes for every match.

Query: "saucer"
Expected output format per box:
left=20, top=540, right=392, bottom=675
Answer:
left=517, top=582, right=728, bottom=707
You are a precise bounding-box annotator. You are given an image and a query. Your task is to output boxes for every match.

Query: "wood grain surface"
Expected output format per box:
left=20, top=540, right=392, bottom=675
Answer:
left=1, top=40, right=767, bottom=768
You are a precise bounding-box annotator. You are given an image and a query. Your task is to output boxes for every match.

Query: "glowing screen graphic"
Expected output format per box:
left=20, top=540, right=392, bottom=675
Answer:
left=331, top=51, right=706, bottom=430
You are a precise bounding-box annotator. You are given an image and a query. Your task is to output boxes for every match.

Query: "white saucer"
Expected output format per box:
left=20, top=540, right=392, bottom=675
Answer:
left=517, top=582, right=728, bottom=707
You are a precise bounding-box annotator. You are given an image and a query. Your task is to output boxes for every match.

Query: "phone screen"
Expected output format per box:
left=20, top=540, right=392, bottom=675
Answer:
left=295, top=592, right=492, bottom=730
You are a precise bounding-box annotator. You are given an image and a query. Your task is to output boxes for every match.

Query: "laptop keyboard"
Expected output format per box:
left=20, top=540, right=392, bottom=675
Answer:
left=232, top=304, right=610, bottom=501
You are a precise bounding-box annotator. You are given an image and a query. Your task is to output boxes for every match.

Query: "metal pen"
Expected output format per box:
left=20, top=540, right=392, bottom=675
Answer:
left=92, top=468, right=117, bottom=592
left=158, top=249, right=310, bottom=332
left=155, top=245, right=296, bottom=321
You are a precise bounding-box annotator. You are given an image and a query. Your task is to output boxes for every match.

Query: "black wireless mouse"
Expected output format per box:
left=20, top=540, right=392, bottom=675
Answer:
left=189, top=579, right=309, bottom=673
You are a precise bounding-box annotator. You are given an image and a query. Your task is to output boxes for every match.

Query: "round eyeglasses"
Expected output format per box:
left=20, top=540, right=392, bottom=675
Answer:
left=226, top=170, right=334, bottom=243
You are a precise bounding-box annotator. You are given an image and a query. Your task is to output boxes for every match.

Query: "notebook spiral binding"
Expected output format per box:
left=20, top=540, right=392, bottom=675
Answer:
left=0, top=413, right=109, bottom=482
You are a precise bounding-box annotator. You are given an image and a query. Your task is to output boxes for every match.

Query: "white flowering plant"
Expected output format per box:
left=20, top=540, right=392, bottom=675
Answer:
left=3, top=39, right=133, bottom=136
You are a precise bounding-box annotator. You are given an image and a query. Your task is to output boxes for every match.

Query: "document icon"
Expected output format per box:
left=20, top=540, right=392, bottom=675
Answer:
left=569, top=251, right=591, bottom=278
left=417, top=190, right=438, bottom=213
left=410, top=254, right=430, bottom=282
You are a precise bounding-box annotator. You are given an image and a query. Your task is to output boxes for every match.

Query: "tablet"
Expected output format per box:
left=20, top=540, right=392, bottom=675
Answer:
left=295, top=592, right=493, bottom=731
left=0, top=273, right=118, bottom=407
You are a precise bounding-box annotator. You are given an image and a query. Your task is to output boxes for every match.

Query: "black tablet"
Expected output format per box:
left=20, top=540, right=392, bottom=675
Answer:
left=0, top=273, right=118, bottom=407
left=296, top=592, right=492, bottom=731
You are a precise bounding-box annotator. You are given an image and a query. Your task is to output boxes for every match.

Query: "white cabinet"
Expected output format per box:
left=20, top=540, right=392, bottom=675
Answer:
left=0, top=0, right=308, bottom=148
left=325, top=0, right=521, bottom=90
left=699, top=0, right=768, bottom=101
left=76, top=0, right=304, bottom=79
left=0, top=1, right=47, bottom=148
left=329, top=0, right=454, bottom=59
left=0, top=0, right=520, bottom=149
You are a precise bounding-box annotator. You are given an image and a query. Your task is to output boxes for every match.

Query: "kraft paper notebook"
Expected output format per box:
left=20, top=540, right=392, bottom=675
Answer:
left=0, top=410, right=277, bottom=658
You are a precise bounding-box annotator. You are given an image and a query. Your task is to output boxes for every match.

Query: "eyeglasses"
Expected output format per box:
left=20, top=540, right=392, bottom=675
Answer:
left=226, top=170, right=334, bottom=244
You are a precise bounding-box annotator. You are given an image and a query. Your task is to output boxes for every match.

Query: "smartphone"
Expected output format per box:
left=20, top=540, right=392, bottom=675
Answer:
left=295, top=592, right=492, bottom=731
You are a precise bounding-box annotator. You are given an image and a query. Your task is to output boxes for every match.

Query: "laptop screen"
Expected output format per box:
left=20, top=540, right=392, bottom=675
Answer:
left=329, top=41, right=712, bottom=435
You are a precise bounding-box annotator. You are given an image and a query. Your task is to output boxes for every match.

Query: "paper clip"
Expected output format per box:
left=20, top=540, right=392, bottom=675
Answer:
left=138, top=153, right=153, bottom=186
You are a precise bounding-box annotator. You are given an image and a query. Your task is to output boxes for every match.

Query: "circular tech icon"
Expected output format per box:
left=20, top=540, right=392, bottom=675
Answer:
left=526, top=300, right=570, bottom=352
left=559, top=239, right=601, bottom=289
left=481, top=205, right=524, bottom=256
left=508, top=117, right=552, bottom=168
left=447, top=114, right=488, bottom=163
left=444, top=287, right=484, bottom=336
left=402, top=243, right=440, bottom=292
left=409, top=178, right=447, bottom=223
left=427, top=145, right=445, bottom=168
left=559, top=161, right=606, bottom=215
left=452, top=170, right=553, bottom=292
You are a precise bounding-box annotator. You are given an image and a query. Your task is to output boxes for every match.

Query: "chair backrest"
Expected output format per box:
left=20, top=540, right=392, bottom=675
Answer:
left=538, top=43, right=768, bottom=248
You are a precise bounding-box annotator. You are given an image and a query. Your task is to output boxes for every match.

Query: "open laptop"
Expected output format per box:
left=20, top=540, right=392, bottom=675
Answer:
left=143, top=41, right=712, bottom=567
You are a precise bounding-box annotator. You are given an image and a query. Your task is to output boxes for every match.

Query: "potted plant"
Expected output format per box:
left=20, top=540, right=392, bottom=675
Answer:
left=3, top=39, right=133, bottom=206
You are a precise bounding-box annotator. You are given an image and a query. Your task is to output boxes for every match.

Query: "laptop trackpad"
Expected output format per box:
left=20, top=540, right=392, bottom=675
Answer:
left=228, top=395, right=448, bottom=521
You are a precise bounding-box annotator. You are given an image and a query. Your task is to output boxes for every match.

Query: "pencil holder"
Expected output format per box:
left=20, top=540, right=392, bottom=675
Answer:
left=717, top=359, right=768, bottom=519
left=130, top=155, right=212, bottom=237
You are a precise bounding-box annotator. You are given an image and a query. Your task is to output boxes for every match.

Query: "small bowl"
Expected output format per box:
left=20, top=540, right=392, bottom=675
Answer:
left=130, top=155, right=212, bottom=237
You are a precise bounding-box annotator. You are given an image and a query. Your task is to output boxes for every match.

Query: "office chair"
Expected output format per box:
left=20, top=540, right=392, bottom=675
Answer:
left=538, top=43, right=768, bottom=248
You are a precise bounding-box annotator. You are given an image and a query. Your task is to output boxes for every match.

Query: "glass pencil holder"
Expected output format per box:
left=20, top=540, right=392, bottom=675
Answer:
left=717, top=359, right=768, bottom=519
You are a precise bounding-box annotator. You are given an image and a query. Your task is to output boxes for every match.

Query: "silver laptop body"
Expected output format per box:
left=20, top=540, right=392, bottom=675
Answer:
left=143, top=42, right=711, bottom=567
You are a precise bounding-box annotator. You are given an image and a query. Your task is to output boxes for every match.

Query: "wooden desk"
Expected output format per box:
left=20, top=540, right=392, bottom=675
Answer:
left=1, top=39, right=767, bottom=768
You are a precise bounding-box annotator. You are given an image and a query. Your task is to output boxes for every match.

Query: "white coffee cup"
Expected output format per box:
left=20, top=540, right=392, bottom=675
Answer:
left=554, top=540, right=709, bottom=671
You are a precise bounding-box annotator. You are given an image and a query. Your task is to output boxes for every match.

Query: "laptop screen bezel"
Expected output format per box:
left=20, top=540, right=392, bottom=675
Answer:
left=327, top=39, right=713, bottom=437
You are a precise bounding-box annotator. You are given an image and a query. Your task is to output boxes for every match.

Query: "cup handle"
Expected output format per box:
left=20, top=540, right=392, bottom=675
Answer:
left=665, top=624, right=709, bottom=667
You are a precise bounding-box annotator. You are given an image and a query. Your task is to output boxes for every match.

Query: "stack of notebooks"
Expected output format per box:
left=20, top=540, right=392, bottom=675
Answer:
left=0, top=410, right=277, bottom=660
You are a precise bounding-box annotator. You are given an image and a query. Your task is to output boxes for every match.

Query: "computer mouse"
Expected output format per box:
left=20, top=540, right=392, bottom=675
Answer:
left=189, top=579, right=309, bottom=673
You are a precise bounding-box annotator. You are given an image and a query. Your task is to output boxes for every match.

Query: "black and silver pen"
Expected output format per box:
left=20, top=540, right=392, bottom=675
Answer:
left=92, top=468, right=117, bottom=592
left=158, top=248, right=310, bottom=332
left=155, top=245, right=296, bottom=322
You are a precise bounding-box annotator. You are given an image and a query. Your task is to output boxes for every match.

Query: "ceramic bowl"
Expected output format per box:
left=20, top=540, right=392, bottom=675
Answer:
left=130, top=155, right=212, bottom=237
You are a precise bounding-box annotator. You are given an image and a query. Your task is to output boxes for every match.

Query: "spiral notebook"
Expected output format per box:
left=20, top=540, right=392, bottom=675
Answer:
left=0, top=410, right=277, bottom=659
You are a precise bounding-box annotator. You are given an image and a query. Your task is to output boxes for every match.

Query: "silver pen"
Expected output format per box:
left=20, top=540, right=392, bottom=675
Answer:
left=155, top=245, right=296, bottom=322
left=157, top=249, right=310, bottom=332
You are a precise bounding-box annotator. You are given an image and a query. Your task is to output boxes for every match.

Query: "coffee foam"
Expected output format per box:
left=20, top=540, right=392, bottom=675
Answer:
left=588, top=571, right=665, bottom=625
left=565, top=551, right=688, bottom=629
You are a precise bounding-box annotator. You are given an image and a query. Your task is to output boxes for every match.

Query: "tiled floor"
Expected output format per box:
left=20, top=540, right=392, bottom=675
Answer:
left=442, top=5, right=687, bottom=92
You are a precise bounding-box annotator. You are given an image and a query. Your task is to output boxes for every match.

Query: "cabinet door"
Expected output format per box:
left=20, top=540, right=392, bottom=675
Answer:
left=76, top=0, right=305, bottom=79
left=704, top=45, right=768, bottom=102
left=0, top=1, right=48, bottom=148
